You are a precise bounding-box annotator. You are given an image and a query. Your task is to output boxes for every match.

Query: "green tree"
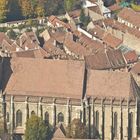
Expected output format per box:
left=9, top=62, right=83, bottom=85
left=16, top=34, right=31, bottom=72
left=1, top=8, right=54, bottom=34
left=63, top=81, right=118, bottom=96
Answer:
left=7, top=0, right=22, bottom=21
left=80, top=9, right=90, bottom=27
left=7, top=29, right=17, bottom=40
left=25, top=115, right=51, bottom=140
left=0, top=0, right=8, bottom=22
left=64, top=0, right=74, bottom=12
left=66, top=118, right=87, bottom=139
left=80, top=9, right=85, bottom=23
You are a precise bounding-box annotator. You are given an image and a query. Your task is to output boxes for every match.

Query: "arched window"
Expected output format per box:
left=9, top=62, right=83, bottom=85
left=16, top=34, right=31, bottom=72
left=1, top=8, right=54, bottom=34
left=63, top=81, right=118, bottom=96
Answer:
left=7, top=112, right=9, bottom=122
left=80, top=110, right=82, bottom=122
left=95, top=111, right=99, bottom=131
left=44, top=112, right=49, bottom=124
left=128, top=112, right=133, bottom=138
left=31, top=111, right=35, bottom=116
left=58, top=112, right=64, bottom=123
left=113, top=112, right=118, bottom=138
left=16, top=110, right=22, bottom=127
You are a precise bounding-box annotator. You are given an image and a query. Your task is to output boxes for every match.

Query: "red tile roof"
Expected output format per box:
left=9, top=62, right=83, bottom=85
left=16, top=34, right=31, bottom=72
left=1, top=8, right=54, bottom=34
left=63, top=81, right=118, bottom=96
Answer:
left=48, top=15, right=71, bottom=29
left=118, top=8, right=140, bottom=28
left=86, top=70, right=140, bottom=99
left=3, top=58, right=85, bottom=99
left=68, top=9, right=81, bottom=18
left=124, top=50, right=138, bottom=64
left=108, top=3, right=122, bottom=11
left=85, top=49, right=126, bottom=70
left=102, top=33, right=122, bottom=48
left=131, top=61, right=140, bottom=75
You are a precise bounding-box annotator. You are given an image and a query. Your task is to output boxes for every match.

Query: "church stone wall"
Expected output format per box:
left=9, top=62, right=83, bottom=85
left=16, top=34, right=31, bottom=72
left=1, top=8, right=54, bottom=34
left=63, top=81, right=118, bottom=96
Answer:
left=4, top=95, right=139, bottom=140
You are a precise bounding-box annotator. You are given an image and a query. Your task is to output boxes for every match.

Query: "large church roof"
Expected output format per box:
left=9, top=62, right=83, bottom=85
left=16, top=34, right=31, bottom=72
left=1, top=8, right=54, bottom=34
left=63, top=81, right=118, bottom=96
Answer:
left=86, top=70, right=140, bottom=100
left=3, top=58, right=85, bottom=99
left=2, top=57, right=140, bottom=100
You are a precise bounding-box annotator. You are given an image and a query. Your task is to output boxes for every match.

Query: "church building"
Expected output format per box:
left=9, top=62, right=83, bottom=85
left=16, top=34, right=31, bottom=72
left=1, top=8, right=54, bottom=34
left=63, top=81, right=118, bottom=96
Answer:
left=0, top=57, right=140, bottom=140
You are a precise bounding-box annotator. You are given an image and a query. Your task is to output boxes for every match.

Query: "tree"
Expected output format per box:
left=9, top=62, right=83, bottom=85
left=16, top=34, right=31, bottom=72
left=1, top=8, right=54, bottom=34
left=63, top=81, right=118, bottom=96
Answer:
left=36, top=4, right=45, bottom=17
left=25, top=115, right=51, bottom=140
left=64, top=0, right=74, bottom=12
left=7, top=0, right=22, bottom=21
left=20, top=0, right=33, bottom=18
left=66, top=118, right=87, bottom=139
left=7, top=29, right=17, bottom=40
left=80, top=9, right=85, bottom=24
left=0, top=0, right=8, bottom=22
left=80, top=9, right=91, bottom=27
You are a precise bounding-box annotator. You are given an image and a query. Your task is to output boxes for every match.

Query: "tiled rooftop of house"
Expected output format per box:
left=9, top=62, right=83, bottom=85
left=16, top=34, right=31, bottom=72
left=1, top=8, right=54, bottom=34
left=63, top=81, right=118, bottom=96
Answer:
left=118, top=8, right=140, bottom=28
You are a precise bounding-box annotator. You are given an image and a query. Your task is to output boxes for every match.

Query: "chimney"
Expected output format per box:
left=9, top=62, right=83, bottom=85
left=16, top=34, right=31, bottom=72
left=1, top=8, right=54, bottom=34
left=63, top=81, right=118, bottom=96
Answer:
left=53, top=39, right=57, bottom=46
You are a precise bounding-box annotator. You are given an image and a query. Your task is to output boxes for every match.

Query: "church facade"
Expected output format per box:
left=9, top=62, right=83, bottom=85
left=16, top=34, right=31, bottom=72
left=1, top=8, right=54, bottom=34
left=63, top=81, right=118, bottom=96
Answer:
left=0, top=57, right=140, bottom=140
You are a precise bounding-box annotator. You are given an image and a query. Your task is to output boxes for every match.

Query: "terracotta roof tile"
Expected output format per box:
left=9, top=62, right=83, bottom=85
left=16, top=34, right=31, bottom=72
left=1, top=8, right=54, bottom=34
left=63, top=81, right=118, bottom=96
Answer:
left=68, top=9, right=81, bottom=18
left=102, top=33, right=122, bottom=48
left=124, top=50, right=138, bottom=64
left=11, top=48, right=49, bottom=58
left=85, top=49, right=126, bottom=70
left=48, top=15, right=71, bottom=29
left=88, top=25, right=105, bottom=39
left=88, top=5, right=102, bottom=15
left=118, top=8, right=140, bottom=28
left=131, top=61, right=140, bottom=75
left=108, top=3, right=122, bottom=11
left=3, top=58, right=85, bottom=99
left=86, top=70, right=140, bottom=99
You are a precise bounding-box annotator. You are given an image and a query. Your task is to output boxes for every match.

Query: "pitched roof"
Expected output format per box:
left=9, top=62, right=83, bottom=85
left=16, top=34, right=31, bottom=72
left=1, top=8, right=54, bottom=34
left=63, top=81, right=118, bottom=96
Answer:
left=131, top=61, right=140, bottom=75
left=3, top=58, right=85, bottom=99
left=64, top=33, right=89, bottom=57
left=0, top=33, right=12, bottom=46
left=68, top=9, right=81, bottom=18
left=124, top=50, right=138, bottom=64
left=43, top=38, right=67, bottom=58
left=108, top=3, right=122, bottom=11
left=118, top=8, right=140, bottom=28
left=85, top=49, right=126, bottom=70
left=94, top=18, right=140, bottom=38
left=86, top=70, right=140, bottom=99
left=88, top=25, right=105, bottom=39
left=50, top=31, right=66, bottom=43
left=1, top=40, right=16, bottom=53
left=88, top=6, right=102, bottom=15
left=48, top=15, right=71, bottom=29
left=102, top=33, right=122, bottom=48
left=11, top=48, right=49, bottom=58
left=17, top=32, right=40, bottom=50
left=53, top=124, right=66, bottom=138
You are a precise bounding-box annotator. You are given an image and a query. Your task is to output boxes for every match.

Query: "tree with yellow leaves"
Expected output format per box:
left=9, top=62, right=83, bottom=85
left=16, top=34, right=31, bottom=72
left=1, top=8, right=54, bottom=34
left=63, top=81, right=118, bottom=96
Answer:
left=35, top=4, right=45, bottom=17
left=0, top=0, right=8, bottom=22
left=20, top=0, right=33, bottom=19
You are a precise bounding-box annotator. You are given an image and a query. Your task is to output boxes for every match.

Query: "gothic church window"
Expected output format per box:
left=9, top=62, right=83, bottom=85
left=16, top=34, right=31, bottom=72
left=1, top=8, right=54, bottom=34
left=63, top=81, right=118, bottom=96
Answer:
left=113, top=112, right=118, bottom=138
left=58, top=112, right=64, bottom=123
left=31, top=111, right=35, bottom=116
left=7, top=112, right=9, bottom=122
left=95, top=111, right=99, bottom=131
left=16, top=110, right=22, bottom=127
left=128, top=112, right=133, bottom=138
left=44, top=112, right=49, bottom=124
